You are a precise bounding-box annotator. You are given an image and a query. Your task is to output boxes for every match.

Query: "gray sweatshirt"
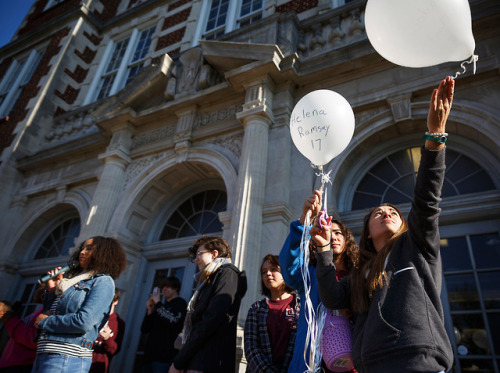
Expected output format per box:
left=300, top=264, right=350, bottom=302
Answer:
left=316, top=147, right=453, bottom=373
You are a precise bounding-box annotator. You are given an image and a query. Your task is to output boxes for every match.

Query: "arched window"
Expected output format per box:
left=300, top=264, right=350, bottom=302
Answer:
left=33, top=217, right=81, bottom=259
left=352, top=148, right=495, bottom=210
left=159, top=190, right=227, bottom=240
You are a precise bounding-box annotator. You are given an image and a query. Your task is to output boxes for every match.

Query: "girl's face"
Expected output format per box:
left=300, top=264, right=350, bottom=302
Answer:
left=193, top=244, right=216, bottom=270
left=261, top=260, right=284, bottom=292
left=368, top=205, right=403, bottom=249
left=330, top=223, right=346, bottom=256
left=79, top=238, right=94, bottom=270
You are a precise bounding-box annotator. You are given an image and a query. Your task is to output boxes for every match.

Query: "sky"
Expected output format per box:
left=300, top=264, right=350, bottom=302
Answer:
left=0, top=0, right=36, bottom=48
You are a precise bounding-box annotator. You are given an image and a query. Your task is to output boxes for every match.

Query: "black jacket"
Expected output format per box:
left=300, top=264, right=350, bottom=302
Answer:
left=316, top=148, right=453, bottom=373
left=141, top=296, right=187, bottom=363
left=173, top=263, right=247, bottom=373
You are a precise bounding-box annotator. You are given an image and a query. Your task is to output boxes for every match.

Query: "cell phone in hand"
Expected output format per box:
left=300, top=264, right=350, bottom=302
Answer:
left=152, top=287, right=159, bottom=296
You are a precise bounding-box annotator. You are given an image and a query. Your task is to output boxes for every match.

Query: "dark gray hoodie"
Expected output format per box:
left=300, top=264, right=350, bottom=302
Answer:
left=316, top=147, right=453, bottom=373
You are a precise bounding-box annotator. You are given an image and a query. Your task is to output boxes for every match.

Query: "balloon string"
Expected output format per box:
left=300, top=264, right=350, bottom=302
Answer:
left=451, top=54, right=478, bottom=80
left=299, top=167, right=334, bottom=372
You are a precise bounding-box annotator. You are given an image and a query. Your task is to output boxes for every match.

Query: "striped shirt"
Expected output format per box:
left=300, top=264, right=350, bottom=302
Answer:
left=37, top=295, right=93, bottom=358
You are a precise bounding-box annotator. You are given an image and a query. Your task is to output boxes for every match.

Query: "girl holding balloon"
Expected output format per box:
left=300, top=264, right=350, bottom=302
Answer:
left=313, top=77, right=455, bottom=372
left=279, top=200, right=358, bottom=373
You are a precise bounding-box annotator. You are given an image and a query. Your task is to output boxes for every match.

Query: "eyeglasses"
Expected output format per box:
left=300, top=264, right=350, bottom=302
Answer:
left=190, top=250, right=210, bottom=262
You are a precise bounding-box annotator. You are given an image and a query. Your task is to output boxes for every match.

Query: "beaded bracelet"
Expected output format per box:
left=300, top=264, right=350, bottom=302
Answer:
left=423, top=132, right=448, bottom=144
left=425, top=131, right=448, bottom=136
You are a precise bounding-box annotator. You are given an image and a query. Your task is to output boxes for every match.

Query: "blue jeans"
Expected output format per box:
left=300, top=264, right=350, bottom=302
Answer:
left=31, top=353, right=92, bottom=373
left=142, top=361, right=172, bottom=373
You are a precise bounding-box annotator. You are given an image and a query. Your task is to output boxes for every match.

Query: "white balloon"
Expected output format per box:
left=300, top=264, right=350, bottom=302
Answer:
left=365, top=0, right=475, bottom=68
left=290, top=90, right=355, bottom=167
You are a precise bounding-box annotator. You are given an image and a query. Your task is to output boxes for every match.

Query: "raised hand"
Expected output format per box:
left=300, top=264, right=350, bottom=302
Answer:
left=426, top=76, right=455, bottom=150
left=299, top=190, right=323, bottom=225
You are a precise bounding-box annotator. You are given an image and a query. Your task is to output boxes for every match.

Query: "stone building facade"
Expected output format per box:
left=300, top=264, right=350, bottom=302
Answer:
left=0, top=0, right=499, bottom=371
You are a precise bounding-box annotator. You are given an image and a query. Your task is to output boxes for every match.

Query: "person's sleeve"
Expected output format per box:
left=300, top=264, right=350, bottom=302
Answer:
left=244, top=301, right=278, bottom=373
left=38, top=276, right=115, bottom=334
left=315, top=250, right=350, bottom=310
left=279, top=220, right=307, bottom=293
left=173, top=267, right=240, bottom=370
left=102, top=315, right=125, bottom=356
left=3, top=308, right=42, bottom=349
left=407, top=147, right=446, bottom=260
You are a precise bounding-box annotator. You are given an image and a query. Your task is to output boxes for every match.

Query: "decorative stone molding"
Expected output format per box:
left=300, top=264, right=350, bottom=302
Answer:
left=123, top=153, right=166, bottom=190
left=11, top=194, right=28, bottom=208
left=295, top=3, right=366, bottom=59
left=174, top=106, right=197, bottom=155
left=210, top=133, right=243, bottom=161
left=194, top=104, right=242, bottom=130
left=132, top=124, right=176, bottom=147
left=46, top=107, right=99, bottom=144
left=165, top=47, right=223, bottom=101
left=387, top=94, right=412, bottom=123
left=237, top=77, right=275, bottom=124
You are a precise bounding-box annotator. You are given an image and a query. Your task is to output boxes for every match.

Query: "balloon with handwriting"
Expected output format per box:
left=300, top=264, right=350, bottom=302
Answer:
left=365, top=0, right=475, bottom=68
left=290, top=90, right=355, bottom=167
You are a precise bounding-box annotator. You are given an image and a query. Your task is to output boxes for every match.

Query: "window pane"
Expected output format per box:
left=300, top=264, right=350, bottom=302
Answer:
left=441, top=237, right=472, bottom=272
left=160, top=190, right=227, bottom=240
left=352, top=148, right=495, bottom=210
left=445, top=273, right=480, bottom=311
left=458, top=358, right=494, bottom=372
left=478, top=272, right=500, bottom=309
left=132, top=27, right=155, bottom=63
left=106, top=38, right=130, bottom=74
left=470, top=233, right=500, bottom=270
left=0, top=60, right=25, bottom=94
left=205, top=0, right=229, bottom=32
left=126, top=63, right=143, bottom=84
left=452, top=313, right=490, bottom=356
left=34, top=218, right=81, bottom=259
left=487, top=312, right=500, bottom=354
left=97, top=75, right=116, bottom=100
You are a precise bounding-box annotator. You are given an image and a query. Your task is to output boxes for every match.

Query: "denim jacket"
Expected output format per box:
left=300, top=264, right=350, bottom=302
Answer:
left=38, top=274, right=115, bottom=350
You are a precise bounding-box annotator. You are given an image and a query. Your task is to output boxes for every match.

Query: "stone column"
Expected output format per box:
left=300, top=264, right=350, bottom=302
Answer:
left=79, top=123, right=132, bottom=239
left=232, top=76, right=274, bottom=320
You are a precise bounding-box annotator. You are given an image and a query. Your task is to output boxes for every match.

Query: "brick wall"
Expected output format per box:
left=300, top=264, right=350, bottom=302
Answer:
left=0, top=27, right=70, bottom=155
left=17, top=0, right=81, bottom=38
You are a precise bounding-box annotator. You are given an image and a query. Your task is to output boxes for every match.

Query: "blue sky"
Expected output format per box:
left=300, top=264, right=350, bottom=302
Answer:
left=0, top=0, right=36, bottom=48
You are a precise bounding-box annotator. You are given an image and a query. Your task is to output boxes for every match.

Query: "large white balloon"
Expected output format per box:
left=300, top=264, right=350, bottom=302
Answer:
left=365, top=0, right=475, bottom=68
left=290, top=90, right=355, bottom=167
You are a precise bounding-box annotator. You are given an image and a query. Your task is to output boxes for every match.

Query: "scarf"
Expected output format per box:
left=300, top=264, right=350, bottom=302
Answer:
left=55, top=271, right=94, bottom=295
left=180, top=257, right=230, bottom=344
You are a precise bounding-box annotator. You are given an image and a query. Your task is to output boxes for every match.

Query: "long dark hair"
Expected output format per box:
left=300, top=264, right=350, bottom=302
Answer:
left=67, top=236, right=127, bottom=280
left=350, top=203, right=408, bottom=313
left=310, top=217, right=359, bottom=272
left=260, top=254, right=294, bottom=298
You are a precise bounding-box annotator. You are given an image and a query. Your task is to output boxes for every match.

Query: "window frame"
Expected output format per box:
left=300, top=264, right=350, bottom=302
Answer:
left=0, top=49, right=42, bottom=118
left=192, top=0, right=265, bottom=46
left=84, top=26, right=156, bottom=104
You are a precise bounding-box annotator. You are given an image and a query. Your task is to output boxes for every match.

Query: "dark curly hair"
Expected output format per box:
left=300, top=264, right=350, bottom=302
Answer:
left=188, top=236, right=232, bottom=261
left=310, top=217, right=359, bottom=272
left=260, top=254, right=294, bottom=298
left=67, top=236, right=127, bottom=280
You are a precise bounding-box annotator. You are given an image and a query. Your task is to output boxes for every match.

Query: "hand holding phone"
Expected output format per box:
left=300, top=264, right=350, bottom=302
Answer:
left=152, top=287, right=160, bottom=303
